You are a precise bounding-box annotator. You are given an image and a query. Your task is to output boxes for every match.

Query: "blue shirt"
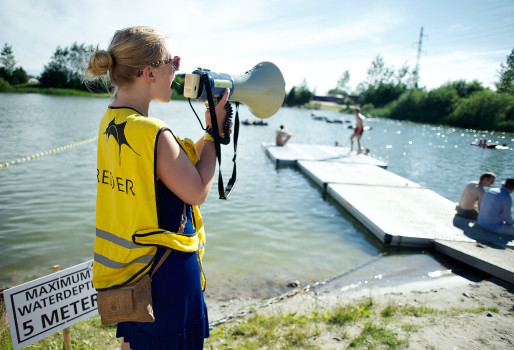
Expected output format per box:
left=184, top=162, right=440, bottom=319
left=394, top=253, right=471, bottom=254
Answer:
left=477, top=186, right=513, bottom=231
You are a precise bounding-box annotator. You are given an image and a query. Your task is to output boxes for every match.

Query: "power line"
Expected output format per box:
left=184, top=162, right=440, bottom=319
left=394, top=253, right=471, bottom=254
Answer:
left=428, top=24, right=514, bottom=47
left=413, top=26, right=428, bottom=88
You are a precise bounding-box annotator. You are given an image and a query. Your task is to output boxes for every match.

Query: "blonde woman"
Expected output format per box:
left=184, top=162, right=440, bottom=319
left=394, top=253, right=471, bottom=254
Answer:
left=85, top=26, right=229, bottom=349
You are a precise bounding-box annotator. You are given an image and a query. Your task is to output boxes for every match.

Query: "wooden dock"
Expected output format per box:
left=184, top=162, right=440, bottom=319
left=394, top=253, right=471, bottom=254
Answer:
left=264, top=143, right=514, bottom=284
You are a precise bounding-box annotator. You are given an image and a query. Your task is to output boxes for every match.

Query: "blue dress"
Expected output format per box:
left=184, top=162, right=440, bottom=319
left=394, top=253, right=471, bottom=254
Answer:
left=116, top=181, right=209, bottom=349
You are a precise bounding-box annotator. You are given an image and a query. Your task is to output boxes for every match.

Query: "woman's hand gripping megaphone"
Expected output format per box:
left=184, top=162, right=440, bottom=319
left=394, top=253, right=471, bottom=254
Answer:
left=205, top=88, right=233, bottom=144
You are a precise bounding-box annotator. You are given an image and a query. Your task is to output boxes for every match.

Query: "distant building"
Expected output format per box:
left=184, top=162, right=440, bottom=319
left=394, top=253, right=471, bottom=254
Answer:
left=312, top=93, right=361, bottom=105
left=28, top=78, right=39, bottom=84
left=312, top=94, right=346, bottom=104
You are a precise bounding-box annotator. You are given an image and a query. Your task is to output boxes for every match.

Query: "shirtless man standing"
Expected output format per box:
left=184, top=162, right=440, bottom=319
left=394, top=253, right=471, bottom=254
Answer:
left=350, top=107, right=365, bottom=153
left=456, top=172, right=496, bottom=220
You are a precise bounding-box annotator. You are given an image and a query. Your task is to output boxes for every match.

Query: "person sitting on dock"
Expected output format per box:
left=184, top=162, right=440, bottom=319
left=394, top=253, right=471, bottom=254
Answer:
left=477, top=178, right=514, bottom=236
left=350, top=107, right=365, bottom=153
left=276, top=125, right=292, bottom=146
left=456, top=172, right=496, bottom=220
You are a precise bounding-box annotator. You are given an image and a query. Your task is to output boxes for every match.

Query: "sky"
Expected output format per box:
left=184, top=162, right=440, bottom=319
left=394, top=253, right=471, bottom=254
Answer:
left=0, top=0, right=513, bottom=94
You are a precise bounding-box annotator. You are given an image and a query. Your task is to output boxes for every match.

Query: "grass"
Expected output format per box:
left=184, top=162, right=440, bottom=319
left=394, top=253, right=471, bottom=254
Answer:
left=206, top=300, right=395, bottom=349
left=0, top=312, right=120, bottom=349
left=0, top=85, right=111, bottom=97
left=0, top=302, right=12, bottom=350
left=303, top=101, right=345, bottom=112
left=476, top=337, right=489, bottom=345
left=349, top=322, right=409, bottom=349
left=205, top=300, right=506, bottom=349
left=0, top=85, right=188, bottom=100
left=0, top=295, right=505, bottom=349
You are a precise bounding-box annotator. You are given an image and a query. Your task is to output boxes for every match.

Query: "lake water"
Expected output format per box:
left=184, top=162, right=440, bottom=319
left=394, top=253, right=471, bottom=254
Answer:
left=0, top=93, right=513, bottom=300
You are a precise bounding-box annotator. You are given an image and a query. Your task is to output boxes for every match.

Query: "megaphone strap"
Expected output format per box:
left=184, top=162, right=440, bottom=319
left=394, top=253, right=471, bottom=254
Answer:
left=199, top=73, right=239, bottom=200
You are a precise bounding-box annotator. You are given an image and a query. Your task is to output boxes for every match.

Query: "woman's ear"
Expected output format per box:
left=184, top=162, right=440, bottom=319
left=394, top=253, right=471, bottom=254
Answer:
left=140, top=66, right=155, bottom=82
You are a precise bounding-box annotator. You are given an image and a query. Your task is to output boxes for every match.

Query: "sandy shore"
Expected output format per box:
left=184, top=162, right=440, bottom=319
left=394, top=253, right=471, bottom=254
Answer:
left=206, top=269, right=514, bottom=349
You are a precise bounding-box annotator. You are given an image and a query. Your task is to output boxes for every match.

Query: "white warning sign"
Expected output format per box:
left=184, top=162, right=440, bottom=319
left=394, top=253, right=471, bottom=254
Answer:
left=3, top=260, right=98, bottom=349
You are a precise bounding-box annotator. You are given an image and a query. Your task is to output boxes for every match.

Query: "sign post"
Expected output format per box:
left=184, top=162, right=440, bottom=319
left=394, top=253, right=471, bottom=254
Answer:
left=52, top=265, right=72, bottom=350
left=3, top=260, right=98, bottom=349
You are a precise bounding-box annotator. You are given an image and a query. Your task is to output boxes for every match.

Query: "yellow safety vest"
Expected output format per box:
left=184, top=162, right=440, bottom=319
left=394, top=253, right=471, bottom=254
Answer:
left=93, top=107, right=206, bottom=291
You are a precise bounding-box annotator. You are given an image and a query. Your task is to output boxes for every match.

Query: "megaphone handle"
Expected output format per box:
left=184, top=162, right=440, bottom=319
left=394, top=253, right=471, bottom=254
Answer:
left=204, top=103, right=232, bottom=145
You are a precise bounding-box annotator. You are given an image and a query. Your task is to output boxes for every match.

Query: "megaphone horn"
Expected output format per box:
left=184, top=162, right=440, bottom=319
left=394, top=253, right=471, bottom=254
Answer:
left=183, top=61, right=285, bottom=119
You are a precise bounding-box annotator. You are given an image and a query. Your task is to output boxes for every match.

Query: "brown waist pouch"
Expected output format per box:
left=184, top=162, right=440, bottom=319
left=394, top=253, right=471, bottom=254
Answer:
left=96, top=250, right=171, bottom=325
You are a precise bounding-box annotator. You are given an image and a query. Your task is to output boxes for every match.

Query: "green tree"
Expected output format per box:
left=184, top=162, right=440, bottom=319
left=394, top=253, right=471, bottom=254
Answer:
left=40, top=42, right=94, bottom=90
left=389, top=88, right=428, bottom=121
left=499, top=95, right=514, bottom=131
left=361, top=82, right=407, bottom=107
left=0, top=44, right=16, bottom=75
left=285, top=86, right=296, bottom=105
left=171, top=74, right=185, bottom=98
left=364, top=55, right=394, bottom=88
left=496, top=48, right=514, bottom=94
left=285, top=80, right=313, bottom=106
left=447, top=90, right=511, bottom=131
left=0, top=44, right=29, bottom=85
left=39, top=47, right=69, bottom=88
left=423, top=84, right=459, bottom=123
left=345, top=96, right=355, bottom=109
left=450, top=80, right=484, bottom=98
left=11, top=67, right=28, bottom=84
left=295, top=80, right=314, bottom=105
left=359, top=56, right=412, bottom=107
left=0, top=67, right=9, bottom=83
left=328, top=70, right=350, bottom=95
left=395, top=63, right=412, bottom=88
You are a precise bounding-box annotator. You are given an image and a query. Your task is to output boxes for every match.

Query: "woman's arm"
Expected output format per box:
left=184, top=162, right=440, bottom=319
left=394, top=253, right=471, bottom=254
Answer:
left=156, top=89, right=230, bottom=205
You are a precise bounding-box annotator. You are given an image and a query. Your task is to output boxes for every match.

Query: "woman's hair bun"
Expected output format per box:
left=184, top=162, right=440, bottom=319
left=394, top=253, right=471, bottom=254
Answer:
left=86, top=50, right=113, bottom=78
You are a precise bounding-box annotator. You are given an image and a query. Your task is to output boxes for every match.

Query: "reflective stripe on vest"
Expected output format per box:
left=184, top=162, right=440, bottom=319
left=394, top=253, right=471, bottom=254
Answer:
left=95, top=228, right=154, bottom=268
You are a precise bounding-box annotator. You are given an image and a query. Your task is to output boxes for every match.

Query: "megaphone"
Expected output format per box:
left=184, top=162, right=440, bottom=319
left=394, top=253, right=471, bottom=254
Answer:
left=183, top=61, right=285, bottom=119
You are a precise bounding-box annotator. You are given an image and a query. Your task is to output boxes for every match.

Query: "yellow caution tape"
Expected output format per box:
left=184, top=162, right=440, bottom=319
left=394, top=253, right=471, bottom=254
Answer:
left=0, top=137, right=98, bottom=170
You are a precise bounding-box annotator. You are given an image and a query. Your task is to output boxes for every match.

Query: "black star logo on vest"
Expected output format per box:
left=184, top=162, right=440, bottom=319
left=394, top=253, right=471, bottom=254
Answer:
left=104, top=118, right=140, bottom=164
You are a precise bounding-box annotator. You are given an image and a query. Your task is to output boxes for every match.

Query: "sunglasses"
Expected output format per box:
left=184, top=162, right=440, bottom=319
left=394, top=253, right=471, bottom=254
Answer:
left=136, top=56, right=180, bottom=77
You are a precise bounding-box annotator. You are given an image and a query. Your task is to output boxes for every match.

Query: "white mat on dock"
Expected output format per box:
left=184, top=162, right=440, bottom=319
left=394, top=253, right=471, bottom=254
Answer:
left=327, top=184, right=473, bottom=246
left=264, top=143, right=387, bottom=168
left=298, top=161, right=418, bottom=188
